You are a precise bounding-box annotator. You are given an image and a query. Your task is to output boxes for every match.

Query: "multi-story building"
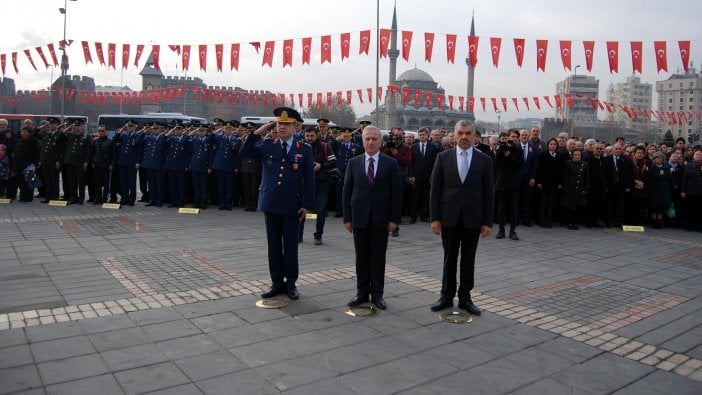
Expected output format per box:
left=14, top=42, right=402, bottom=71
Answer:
left=606, top=75, right=653, bottom=132
left=656, top=66, right=702, bottom=143
left=555, top=74, right=599, bottom=124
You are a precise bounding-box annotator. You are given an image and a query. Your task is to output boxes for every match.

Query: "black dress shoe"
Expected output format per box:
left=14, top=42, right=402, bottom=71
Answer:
left=347, top=294, right=369, bottom=307
left=372, top=296, right=386, bottom=310
left=391, top=229, right=399, bottom=237
left=430, top=298, right=453, bottom=312
left=509, top=231, right=519, bottom=240
left=458, top=301, right=482, bottom=316
left=409, top=217, right=417, bottom=224
left=40, top=199, right=50, bottom=204
left=287, top=287, right=299, bottom=300
left=261, top=286, right=285, bottom=299
left=496, top=230, right=505, bottom=239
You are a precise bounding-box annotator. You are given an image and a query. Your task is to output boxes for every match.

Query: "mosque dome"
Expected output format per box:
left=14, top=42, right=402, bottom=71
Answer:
left=397, top=67, right=435, bottom=83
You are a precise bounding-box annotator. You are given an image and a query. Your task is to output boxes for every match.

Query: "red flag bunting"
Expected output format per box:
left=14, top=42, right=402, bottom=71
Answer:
left=337, top=91, right=343, bottom=106
left=565, top=94, right=573, bottom=108
left=47, top=43, right=59, bottom=66
left=198, top=44, right=207, bottom=71
left=347, top=90, right=352, bottom=105
left=230, top=43, right=239, bottom=71
left=181, top=45, right=191, bottom=71
left=152, top=45, right=160, bottom=69
left=437, top=94, right=443, bottom=109
left=367, top=88, right=373, bottom=103
left=554, top=95, right=562, bottom=109
left=318, top=92, right=323, bottom=108
left=490, top=37, right=501, bottom=68
left=80, top=41, right=92, bottom=64
left=108, top=43, right=116, bottom=69
left=446, top=34, right=457, bottom=63
left=491, top=98, right=498, bottom=112
left=630, top=41, right=643, bottom=74
left=654, top=41, right=668, bottom=73
left=379, top=29, right=391, bottom=58
left=583, top=41, right=595, bottom=72
left=11, top=52, right=18, bottom=74
left=122, top=44, right=130, bottom=69
left=501, top=98, right=508, bottom=112
left=377, top=87, right=383, bottom=102
left=359, top=30, right=371, bottom=55
left=461, top=96, right=467, bottom=112
left=321, top=35, right=332, bottom=64
left=214, top=44, right=223, bottom=72
left=448, top=95, right=454, bottom=110
left=425, top=32, right=434, bottom=62
left=535, top=40, right=548, bottom=72
left=357, top=89, right=363, bottom=103
left=134, top=44, right=144, bottom=67
left=35, top=47, right=49, bottom=68
left=262, top=41, right=274, bottom=67
left=512, top=97, right=519, bottom=111
left=559, top=40, right=571, bottom=71
left=544, top=96, right=553, bottom=108
left=522, top=97, right=530, bottom=111
left=302, top=37, right=312, bottom=65
left=679, top=41, right=691, bottom=72
left=249, top=42, right=260, bottom=54
left=480, top=97, right=486, bottom=111
left=298, top=93, right=302, bottom=107
left=402, top=88, right=409, bottom=105
left=513, top=38, right=525, bottom=67
left=95, top=42, right=105, bottom=66
left=425, top=92, right=432, bottom=107
left=307, top=93, right=312, bottom=108
left=402, top=31, right=413, bottom=61
left=227, top=91, right=233, bottom=105
left=533, top=97, right=541, bottom=110
left=23, top=49, right=37, bottom=70
left=282, top=39, right=293, bottom=67
left=606, top=41, right=618, bottom=73
left=340, top=32, right=350, bottom=60
left=414, top=90, right=420, bottom=107
left=467, top=35, right=479, bottom=67
left=169, top=44, right=181, bottom=55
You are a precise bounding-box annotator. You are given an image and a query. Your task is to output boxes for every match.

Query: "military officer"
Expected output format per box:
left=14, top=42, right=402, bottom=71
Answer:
left=60, top=119, right=89, bottom=204
left=113, top=120, right=144, bottom=206
left=188, top=123, right=213, bottom=209
left=89, top=124, right=114, bottom=204
left=238, top=122, right=262, bottom=211
left=140, top=122, right=167, bottom=207
left=331, top=128, right=362, bottom=217
left=37, top=117, right=64, bottom=202
left=210, top=120, right=240, bottom=211
left=240, top=107, right=315, bottom=301
left=164, top=122, right=191, bottom=208
left=316, top=118, right=334, bottom=143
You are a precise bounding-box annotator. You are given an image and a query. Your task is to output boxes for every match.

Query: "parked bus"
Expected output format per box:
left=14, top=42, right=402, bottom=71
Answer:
left=97, top=113, right=207, bottom=137
left=240, top=115, right=336, bottom=128
left=0, top=114, right=89, bottom=133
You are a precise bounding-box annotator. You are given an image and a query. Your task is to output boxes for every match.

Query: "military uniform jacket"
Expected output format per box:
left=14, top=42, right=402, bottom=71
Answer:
left=239, top=135, right=262, bottom=174
left=210, top=133, right=240, bottom=173
left=114, top=132, right=144, bottom=167
left=240, top=134, right=315, bottom=216
left=90, top=137, right=114, bottom=167
left=330, top=140, right=361, bottom=178
left=141, top=134, right=166, bottom=170
left=38, top=132, right=65, bottom=166
left=62, top=133, right=90, bottom=166
left=188, top=135, right=212, bottom=173
left=165, top=135, right=191, bottom=171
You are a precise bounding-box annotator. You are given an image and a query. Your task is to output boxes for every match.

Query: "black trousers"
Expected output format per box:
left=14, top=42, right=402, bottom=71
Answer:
left=92, top=165, right=111, bottom=203
left=352, top=225, right=389, bottom=298
left=440, top=218, right=480, bottom=301
left=241, top=171, right=261, bottom=210
left=66, top=164, right=85, bottom=202
left=410, top=176, right=430, bottom=219
left=497, top=190, right=519, bottom=230
left=41, top=164, right=60, bottom=200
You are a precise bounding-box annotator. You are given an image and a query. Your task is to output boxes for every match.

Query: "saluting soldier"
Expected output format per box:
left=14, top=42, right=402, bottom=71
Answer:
left=316, top=118, right=334, bottom=144
left=188, top=123, right=213, bottom=209
left=61, top=119, right=90, bottom=204
left=210, top=120, right=240, bottom=211
left=238, top=122, right=262, bottom=211
left=164, top=121, right=191, bottom=208
left=113, top=120, right=144, bottom=206
left=240, top=107, right=315, bottom=301
left=140, top=122, right=167, bottom=207
left=89, top=124, right=114, bottom=204
left=37, top=117, right=64, bottom=203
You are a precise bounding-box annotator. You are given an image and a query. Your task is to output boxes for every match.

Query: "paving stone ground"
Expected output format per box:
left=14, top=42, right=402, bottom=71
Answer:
left=0, top=200, right=701, bottom=394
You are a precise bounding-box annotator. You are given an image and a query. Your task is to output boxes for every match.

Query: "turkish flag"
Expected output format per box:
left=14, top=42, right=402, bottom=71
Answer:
left=326, top=92, right=332, bottom=107
left=522, top=97, right=530, bottom=111
left=446, top=34, right=457, bottom=63
left=235, top=91, right=240, bottom=104
left=402, top=31, right=413, bottom=61
left=357, top=89, right=363, bottom=104
left=559, top=40, right=571, bottom=71
left=253, top=92, right=258, bottom=107
left=227, top=91, right=232, bottom=105
left=467, top=35, right=479, bottom=67
left=262, top=41, right=274, bottom=67
left=480, top=97, right=486, bottom=111
left=380, top=29, right=391, bottom=58
left=249, top=42, right=260, bottom=54
left=298, top=93, right=302, bottom=107
left=533, top=97, right=541, bottom=110
left=501, top=98, right=508, bottom=112
left=347, top=90, right=352, bottom=105
left=377, top=87, right=383, bottom=102
left=134, top=44, right=144, bottom=67
left=565, top=94, right=574, bottom=108
left=402, top=88, right=409, bottom=105
left=448, top=95, right=454, bottom=110
left=152, top=44, right=160, bottom=69
left=513, top=38, right=525, bottom=67
left=283, top=39, right=293, bottom=67
left=337, top=91, right=343, bottom=106
left=81, top=41, right=92, bottom=64
left=169, top=44, right=181, bottom=55
left=317, top=93, right=323, bottom=108
left=181, top=45, right=191, bottom=71
left=654, top=41, right=667, bottom=72
left=425, top=92, right=432, bottom=107
left=491, top=98, right=498, bottom=112
left=606, top=41, right=618, bottom=73
left=359, top=30, right=371, bottom=55
left=2, top=54, right=8, bottom=74
left=95, top=42, right=105, bottom=66
left=198, top=44, right=207, bottom=71
left=23, top=49, right=37, bottom=70
left=262, top=94, right=268, bottom=107
left=535, top=40, right=548, bottom=72
left=583, top=41, right=595, bottom=72
left=490, top=37, right=501, bottom=68
left=307, top=93, right=312, bottom=108
left=321, top=35, right=332, bottom=64
left=35, top=47, right=49, bottom=68
left=108, top=43, right=116, bottom=69
left=543, top=96, right=553, bottom=108
left=368, top=88, right=374, bottom=103
left=424, top=32, right=434, bottom=62
left=340, top=32, right=350, bottom=60
left=630, top=41, right=642, bottom=74
left=11, top=52, right=18, bottom=74
left=302, top=37, right=312, bottom=64
left=512, top=97, right=519, bottom=111
left=215, top=44, right=223, bottom=72
left=280, top=93, right=285, bottom=106
left=230, top=43, right=239, bottom=71
left=169, top=88, right=175, bottom=100
left=47, top=43, right=59, bottom=66
left=554, top=95, right=562, bottom=109
left=122, top=44, right=130, bottom=69
left=437, top=94, right=444, bottom=109
left=679, top=41, right=691, bottom=72
left=414, top=90, right=420, bottom=107
left=460, top=96, right=466, bottom=112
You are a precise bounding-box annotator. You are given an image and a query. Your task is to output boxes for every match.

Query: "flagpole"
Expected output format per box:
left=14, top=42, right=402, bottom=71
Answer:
left=374, top=0, right=379, bottom=126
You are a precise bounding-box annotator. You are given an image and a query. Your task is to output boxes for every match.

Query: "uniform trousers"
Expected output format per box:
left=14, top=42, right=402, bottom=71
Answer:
left=264, top=213, right=300, bottom=289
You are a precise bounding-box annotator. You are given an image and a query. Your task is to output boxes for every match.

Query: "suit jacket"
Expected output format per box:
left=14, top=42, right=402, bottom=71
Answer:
left=409, top=141, right=438, bottom=180
left=430, top=147, right=494, bottom=229
left=603, top=155, right=633, bottom=194
left=494, top=144, right=524, bottom=192
left=342, top=153, right=402, bottom=229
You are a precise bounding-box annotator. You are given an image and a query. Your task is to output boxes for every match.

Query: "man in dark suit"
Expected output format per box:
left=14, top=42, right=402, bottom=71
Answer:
left=517, top=129, right=539, bottom=227
left=494, top=129, right=524, bottom=240
left=343, top=126, right=402, bottom=310
left=429, top=120, right=494, bottom=315
left=603, top=142, right=632, bottom=228
left=240, top=107, right=315, bottom=301
left=409, top=127, right=438, bottom=223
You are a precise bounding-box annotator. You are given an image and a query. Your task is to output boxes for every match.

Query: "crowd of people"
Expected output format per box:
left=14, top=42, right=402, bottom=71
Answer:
left=1, top=117, right=701, bottom=237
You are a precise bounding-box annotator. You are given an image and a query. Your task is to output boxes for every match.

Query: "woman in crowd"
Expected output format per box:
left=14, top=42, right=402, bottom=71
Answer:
left=681, top=150, right=702, bottom=232
left=647, top=152, right=674, bottom=229
left=561, top=148, right=589, bottom=230
left=668, top=151, right=685, bottom=227
left=629, top=146, right=650, bottom=225
left=536, top=138, right=564, bottom=228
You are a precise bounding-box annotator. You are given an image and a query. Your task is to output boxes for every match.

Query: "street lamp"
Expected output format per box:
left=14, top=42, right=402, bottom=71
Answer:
left=496, top=110, right=502, bottom=134
left=48, top=65, right=54, bottom=114
left=59, top=0, right=77, bottom=121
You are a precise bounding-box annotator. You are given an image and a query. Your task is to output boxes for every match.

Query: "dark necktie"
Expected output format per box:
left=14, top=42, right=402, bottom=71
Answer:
left=282, top=141, right=288, bottom=156
left=367, top=157, right=375, bottom=185
left=421, top=143, right=425, bottom=156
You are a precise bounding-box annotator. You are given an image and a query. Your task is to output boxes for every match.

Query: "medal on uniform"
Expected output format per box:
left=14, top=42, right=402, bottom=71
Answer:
left=293, top=154, right=301, bottom=171
left=267, top=155, right=273, bottom=166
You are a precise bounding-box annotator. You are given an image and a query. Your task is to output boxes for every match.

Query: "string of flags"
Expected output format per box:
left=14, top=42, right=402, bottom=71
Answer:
left=0, top=33, right=692, bottom=75
left=2, top=85, right=699, bottom=126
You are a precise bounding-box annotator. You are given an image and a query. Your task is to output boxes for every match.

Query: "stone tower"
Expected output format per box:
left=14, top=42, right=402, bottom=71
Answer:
left=139, top=52, right=164, bottom=113
left=464, top=13, right=476, bottom=121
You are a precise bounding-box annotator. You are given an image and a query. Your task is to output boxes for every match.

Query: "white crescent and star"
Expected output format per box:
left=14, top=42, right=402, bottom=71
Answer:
left=585, top=49, right=592, bottom=58
left=343, top=40, right=349, bottom=48
left=609, top=50, right=616, bottom=59
left=323, top=43, right=330, bottom=50
left=403, top=39, right=409, bottom=47
left=633, top=50, right=640, bottom=58
left=516, top=45, right=523, bottom=54
left=680, top=49, right=688, bottom=57
left=426, top=40, right=432, bottom=48
left=448, top=42, right=454, bottom=50
left=657, top=49, right=665, bottom=58
left=200, top=51, right=206, bottom=58
left=538, top=48, right=544, bottom=57
left=562, top=48, right=569, bottom=57
left=303, top=45, right=310, bottom=53
left=232, top=51, right=238, bottom=57
left=362, top=37, right=369, bottom=44
left=492, top=46, right=499, bottom=54
left=381, top=37, right=388, bottom=45
left=265, top=48, right=271, bottom=55
left=469, top=44, right=476, bottom=53
left=216, top=51, right=222, bottom=58
left=285, top=47, right=291, bottom=54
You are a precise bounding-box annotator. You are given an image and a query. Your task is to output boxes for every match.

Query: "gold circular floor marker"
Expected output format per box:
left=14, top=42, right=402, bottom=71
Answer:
left=344, top=306, right=379, bottom=317
left=439, top=311, right=473, bottom=324
left=255, top=298, right=289, bottom=309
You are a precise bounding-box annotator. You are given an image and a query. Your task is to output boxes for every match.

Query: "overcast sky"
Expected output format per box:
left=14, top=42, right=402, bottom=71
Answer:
left=2, top=0, right=700, bottom=122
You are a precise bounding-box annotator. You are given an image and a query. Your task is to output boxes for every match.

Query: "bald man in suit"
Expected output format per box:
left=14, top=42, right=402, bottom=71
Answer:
left=429, top=120, right=494, bottom=315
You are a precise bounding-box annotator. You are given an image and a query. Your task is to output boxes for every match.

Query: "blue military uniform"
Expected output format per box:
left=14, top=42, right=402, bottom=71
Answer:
left=188, top=130, right=213, bottom=209
left=239, top=107, right=315, bottom=298
left=164, top=131, right=191, bottom=208
left=141, top=126, right=167, bottom=206
left=113, top=121, right=144, bottom=205
left=210, top=122, right=240, bottom=210
left=330, top=136, right=362, bottom=216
